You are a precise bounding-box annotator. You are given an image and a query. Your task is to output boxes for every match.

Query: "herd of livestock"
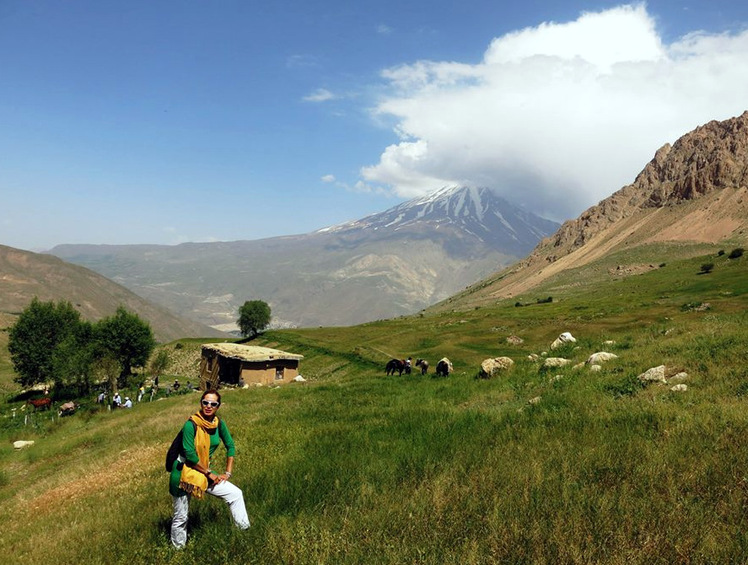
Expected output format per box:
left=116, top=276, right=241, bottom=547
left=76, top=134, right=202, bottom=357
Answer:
left=385, top=357, right=453, bottom=377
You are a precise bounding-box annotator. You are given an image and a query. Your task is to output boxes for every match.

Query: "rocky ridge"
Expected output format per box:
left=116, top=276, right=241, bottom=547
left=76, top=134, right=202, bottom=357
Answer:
left=432, top=111, right=748, bottom=308
left=528, top=111, right=748, bottom=265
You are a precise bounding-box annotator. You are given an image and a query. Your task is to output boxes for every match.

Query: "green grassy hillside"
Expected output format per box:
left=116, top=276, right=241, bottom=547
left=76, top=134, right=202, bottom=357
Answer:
left=1, top=250, right=747, bottom=564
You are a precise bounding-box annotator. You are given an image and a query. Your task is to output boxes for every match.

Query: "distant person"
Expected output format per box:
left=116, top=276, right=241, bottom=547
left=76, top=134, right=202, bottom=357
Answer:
left=112, top=392, right=122, bottom=409
left=97, top=392, right=105, bottom=404
left=169, top=390, right=250, bottom=549
left=173, top=379, right=181, bottom=391
left=137, top=385, right=145, bottom=402
left=405, top=357, right=412, bottom=374
left=123, top=396, right=133, bottom=409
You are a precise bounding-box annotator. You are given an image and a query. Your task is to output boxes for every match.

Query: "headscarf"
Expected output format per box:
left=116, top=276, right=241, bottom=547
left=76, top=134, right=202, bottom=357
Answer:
left=178, top=412, right=219, bottom=499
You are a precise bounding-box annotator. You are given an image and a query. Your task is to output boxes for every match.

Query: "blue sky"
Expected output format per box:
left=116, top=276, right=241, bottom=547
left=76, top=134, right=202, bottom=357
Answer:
left=1, top=1, right=747, bottom=251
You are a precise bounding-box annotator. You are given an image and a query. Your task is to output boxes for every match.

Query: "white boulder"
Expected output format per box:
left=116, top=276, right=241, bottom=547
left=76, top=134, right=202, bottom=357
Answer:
left=479, top=357, right=514, bottom=379
left=638, top=365, right=667, bottom=384
left=586, top=352, right=618, bottom=365
left=669, top=372, right=689, bottom=383
left=543, top=357, right=572, bottom=368
left=550, top=332, right=576, bottom=349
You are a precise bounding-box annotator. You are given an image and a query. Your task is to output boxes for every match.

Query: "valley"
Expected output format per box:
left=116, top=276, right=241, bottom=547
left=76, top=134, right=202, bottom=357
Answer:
left=1, top=246, right=746, bottom=563
left=1, top=112, right=748, bottom=563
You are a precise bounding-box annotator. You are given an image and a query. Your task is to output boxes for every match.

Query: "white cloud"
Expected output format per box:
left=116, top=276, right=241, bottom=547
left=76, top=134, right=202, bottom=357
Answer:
left=361, top=3, right=748, bottom=220
left=321, top=174, right=336, bottom=182
left=377, top=24, right=393, bottom=35
left=303, top=88, right=336, bottom=102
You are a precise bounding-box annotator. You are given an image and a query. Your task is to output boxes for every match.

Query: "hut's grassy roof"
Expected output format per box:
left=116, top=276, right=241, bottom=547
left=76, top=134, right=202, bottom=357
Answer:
left=201, top=342, right=303, bottom=362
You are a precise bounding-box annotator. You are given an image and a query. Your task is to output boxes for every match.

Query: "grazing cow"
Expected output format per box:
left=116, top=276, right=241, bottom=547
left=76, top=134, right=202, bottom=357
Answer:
left=415, top=358, right=429, bottom=375
left=27, top=397, right=52, bottom=411
left=435, top=358, right=453, bottom=377
left=385, top=359, right=406, bottom=376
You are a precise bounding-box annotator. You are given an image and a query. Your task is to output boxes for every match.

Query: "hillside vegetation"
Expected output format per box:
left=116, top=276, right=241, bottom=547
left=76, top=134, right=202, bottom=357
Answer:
left=0, top=245, right=224, bottom=342
left=1, top=248, right=747, bottom=564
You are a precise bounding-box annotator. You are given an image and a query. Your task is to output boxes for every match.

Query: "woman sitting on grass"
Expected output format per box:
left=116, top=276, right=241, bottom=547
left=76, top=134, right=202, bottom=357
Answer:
left=169, top=389, right=250, bottom=549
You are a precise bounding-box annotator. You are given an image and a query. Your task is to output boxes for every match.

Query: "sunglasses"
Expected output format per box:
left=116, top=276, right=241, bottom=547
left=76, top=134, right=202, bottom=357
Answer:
left=201, top=400, right=220, bottom=408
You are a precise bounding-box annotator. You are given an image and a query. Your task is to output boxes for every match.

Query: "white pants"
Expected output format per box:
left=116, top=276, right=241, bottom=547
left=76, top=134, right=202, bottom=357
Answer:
left=171, top=481, right=250, bottom=548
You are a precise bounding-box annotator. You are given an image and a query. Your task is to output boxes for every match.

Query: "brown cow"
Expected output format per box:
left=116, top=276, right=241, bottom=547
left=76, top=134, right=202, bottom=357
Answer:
left=27, top=397, right=52, bottom=411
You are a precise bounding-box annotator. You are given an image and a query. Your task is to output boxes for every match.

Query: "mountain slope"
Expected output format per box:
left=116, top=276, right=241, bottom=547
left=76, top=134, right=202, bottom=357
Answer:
left=434, top=111, right=748, bottom=310
left=51, top=187, right=558, bottom=329
left=0, top=245, right=226, bottom=342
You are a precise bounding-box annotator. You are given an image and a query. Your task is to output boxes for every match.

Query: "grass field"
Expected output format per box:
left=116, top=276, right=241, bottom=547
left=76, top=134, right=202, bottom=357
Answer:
left=1, top=249, right=747, bottom=564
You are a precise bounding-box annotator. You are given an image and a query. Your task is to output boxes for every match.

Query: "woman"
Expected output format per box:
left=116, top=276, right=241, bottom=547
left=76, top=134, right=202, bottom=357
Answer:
left=169, top=389, right=250, bottom=549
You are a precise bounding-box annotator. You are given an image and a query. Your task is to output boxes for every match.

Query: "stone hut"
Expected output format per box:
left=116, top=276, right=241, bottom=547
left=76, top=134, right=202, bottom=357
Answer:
left=200, top=343, right=303, bottom=389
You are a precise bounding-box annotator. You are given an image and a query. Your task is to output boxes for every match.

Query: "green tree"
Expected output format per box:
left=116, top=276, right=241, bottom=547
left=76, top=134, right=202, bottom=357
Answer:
left=149, top=348, right=171, bottom=380
left=95, top=306, right=156, bottom=384
left=93, top=355, right=122, bottom=396
left=8, top=298, right=84, bottom=388
left=237, top=300, right=271, bottom=338
left=51, top=320, right=97, bottom=396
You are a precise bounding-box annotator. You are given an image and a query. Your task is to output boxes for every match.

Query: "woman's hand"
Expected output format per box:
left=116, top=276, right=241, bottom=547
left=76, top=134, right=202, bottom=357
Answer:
left=211, top=472, right=231, bottom=485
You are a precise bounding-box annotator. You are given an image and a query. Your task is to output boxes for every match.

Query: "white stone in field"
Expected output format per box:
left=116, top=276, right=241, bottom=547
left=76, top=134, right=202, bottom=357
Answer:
left=550, top=332, right=576, bottom=349
left=543, top=357, right=572, bottom=368
left=638, top=365, right=667, bottom=384
left=586, top=352, right=618, bottom=365
left=479, top=357, right=514, bottom=378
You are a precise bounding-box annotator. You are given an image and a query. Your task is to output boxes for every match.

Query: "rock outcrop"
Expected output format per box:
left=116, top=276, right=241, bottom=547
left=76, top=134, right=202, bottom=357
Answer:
left=524, top=111, right=748, bottom=265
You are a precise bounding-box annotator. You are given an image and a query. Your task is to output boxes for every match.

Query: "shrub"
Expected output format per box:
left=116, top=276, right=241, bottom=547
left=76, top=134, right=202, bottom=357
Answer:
left=700, top=263, right=714, bottom=274
left=718, top=249, right=725, bottom=256
left=728, top=248, right=744, bottom=259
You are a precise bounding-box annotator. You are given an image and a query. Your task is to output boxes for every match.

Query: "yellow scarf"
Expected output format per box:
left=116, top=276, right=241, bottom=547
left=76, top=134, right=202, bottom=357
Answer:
left=178, top=412, right=219, bottom=499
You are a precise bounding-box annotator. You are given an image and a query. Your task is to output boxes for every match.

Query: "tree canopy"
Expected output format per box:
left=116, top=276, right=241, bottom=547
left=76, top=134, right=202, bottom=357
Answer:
left=8, top=298, right=84, bottom=388
left=8, top=299, right=156, bottom=392
left=95, top=306, right=156, bottom=380
left=237, top=300, right=271, bottom=338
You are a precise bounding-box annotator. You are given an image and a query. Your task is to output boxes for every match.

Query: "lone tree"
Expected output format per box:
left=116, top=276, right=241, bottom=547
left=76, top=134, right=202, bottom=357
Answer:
left=8, top=298, right=84, bottom=388
left=95, top=306, right=156, bottom=384
left=237, top=300, right=271, bottom=338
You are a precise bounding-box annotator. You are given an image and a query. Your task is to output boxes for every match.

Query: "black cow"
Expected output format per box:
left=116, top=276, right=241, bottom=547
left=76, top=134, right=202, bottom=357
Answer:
left=435, top=358, right=452, bottom=377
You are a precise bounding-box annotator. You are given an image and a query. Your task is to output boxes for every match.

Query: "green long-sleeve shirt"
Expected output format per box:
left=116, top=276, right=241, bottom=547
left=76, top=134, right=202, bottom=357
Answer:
left=169, top=417, right=236, bottom=496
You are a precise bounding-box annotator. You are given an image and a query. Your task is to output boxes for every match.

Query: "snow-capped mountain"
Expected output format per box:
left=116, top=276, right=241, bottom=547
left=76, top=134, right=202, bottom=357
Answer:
left=52, top=186, right=559, bottom=328
left=321, top=186, right=558, bottom=256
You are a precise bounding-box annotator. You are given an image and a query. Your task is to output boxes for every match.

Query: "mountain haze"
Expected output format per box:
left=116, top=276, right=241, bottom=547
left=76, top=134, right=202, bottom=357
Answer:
left=435, top=111, right=748, bottom=311
left=0, top=245, right=225, bottom=342
left=51, top=187, right=558, bottom=329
